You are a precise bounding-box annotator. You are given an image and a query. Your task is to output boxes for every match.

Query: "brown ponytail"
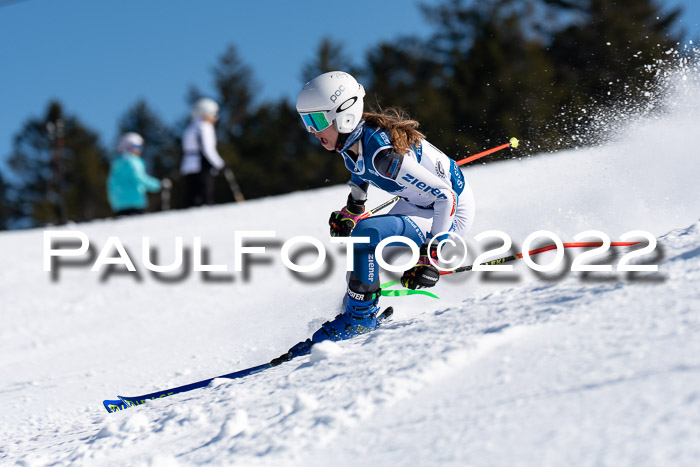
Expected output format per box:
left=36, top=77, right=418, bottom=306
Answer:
left=362, top=107, right=425, bottom=154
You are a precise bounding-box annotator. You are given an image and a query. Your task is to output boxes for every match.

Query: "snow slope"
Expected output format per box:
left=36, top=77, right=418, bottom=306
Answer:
left=1, top=62, right=700, bottom=466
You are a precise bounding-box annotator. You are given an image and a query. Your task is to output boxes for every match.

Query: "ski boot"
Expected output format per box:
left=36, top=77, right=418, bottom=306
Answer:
left=268, top=293, right=379, bottom=366
left=269, top=299, right=394, bottom=366
left=311, top=292, right=381, bottom=343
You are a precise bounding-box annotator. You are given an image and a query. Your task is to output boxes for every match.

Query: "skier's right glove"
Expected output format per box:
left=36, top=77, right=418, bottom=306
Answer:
left=329, top=195, right=366, bottom=237
left=401, top=243, right=440, bottom=289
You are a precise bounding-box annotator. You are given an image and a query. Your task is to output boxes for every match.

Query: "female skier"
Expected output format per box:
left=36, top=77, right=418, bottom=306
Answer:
left=296, top=71, right=475, bottom=343
left=107, top=132, right=162, bottom=216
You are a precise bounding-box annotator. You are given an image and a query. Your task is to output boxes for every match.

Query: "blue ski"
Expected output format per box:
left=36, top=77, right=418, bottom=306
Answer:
left=103, top=307, right=394, bottom=413
left=103, top=362, right=274, bottom=413
left=103, top=399, right=128, bottom=412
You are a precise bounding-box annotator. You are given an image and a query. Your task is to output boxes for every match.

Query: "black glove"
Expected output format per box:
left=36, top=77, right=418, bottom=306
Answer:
left=329, top=195, right=366, bottom=237
left=401, top=243, right=440, bottom=289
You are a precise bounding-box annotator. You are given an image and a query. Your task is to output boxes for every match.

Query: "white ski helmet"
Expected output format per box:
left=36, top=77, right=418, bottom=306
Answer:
left=192, top=97, right=220, bottom=120
left=296, top=71, right=365, bottom=134
left=117, top=132, right=144, bottom=153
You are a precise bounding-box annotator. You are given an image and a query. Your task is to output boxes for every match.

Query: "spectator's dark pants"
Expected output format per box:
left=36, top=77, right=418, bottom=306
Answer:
left=184, top=170, right=215, bottom=207
left=114, top=208, right=145, bottom=217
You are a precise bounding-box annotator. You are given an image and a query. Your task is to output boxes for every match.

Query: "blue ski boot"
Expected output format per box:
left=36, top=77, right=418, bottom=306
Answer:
left=270, top=294, right=393, bottom=366
left=311, top=291, right=380, bottom=343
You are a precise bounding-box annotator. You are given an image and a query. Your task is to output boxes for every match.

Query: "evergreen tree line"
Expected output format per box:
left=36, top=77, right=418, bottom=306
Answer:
left=0, top=0, right=684, bottom=230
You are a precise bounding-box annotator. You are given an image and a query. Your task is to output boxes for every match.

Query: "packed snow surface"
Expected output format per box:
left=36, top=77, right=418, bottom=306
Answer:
left=2, top=66, right=700, bottom=466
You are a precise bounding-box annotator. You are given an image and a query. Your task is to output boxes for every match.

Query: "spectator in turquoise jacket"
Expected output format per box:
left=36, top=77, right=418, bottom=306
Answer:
left=107, top=132, right=162, bottom=216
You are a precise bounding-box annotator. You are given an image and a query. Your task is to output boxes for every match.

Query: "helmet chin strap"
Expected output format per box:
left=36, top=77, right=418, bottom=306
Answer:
left=335, top=119, right=365, bottom=153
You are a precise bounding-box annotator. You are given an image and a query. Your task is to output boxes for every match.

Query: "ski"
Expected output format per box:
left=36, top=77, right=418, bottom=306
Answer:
left=103, top=399, right=128, bottom=412
left=103, top=307, right=394, bottom=413
left=103, top=361, right=273, bottom=413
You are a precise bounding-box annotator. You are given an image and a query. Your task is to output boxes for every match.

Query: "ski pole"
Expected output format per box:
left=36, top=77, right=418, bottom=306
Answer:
left=223, top=167, right=245, bottom=202
left=439, top=241, right=641, bottom=276
left=360, top=196, right=401, bottom=220
left=161, top=178, right=172, bottom=211
left=455, top=137, right=519, bottom=166
left=380, top=240, right=642, bottom=296
left=363, top=138, right=520, bottom=218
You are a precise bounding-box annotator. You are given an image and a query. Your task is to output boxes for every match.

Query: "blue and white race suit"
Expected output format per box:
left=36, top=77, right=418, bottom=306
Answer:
left=340, top=124, right=475, bottom=291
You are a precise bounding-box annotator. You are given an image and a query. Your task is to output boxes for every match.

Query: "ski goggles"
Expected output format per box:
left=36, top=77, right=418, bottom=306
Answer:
left=299, top=111, right=332, bottom=132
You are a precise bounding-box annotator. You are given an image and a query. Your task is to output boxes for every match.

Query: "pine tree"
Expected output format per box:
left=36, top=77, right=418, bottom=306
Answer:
left=547, top=0, right=683, bottom=107
left=419, top=0, right=559, bottom=157
left=212, top=44, right=258, bottom=144
left=0, top=170, right=9, bottom=230
left=237, top=100, right=346, bottom=198
left=7, top=101, right=110, bottom=227
left=362, top=0, right=683, bottom=156
left=363, top=37, right=453, bottom=153
left=300, top=37, right=358, bottom=83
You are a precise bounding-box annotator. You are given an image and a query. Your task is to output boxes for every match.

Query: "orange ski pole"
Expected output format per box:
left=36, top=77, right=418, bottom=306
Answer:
left=455, top=137, right=519, bottom=166
left=439, top=241, right=641, bottom=276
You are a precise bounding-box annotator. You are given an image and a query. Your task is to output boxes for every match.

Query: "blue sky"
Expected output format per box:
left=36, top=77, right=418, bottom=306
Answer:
left=0, top=0, right=698, bottom=166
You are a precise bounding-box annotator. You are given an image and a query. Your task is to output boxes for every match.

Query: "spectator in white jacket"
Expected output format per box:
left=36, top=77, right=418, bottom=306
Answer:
left=180, top=98, right=225, bottom=207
